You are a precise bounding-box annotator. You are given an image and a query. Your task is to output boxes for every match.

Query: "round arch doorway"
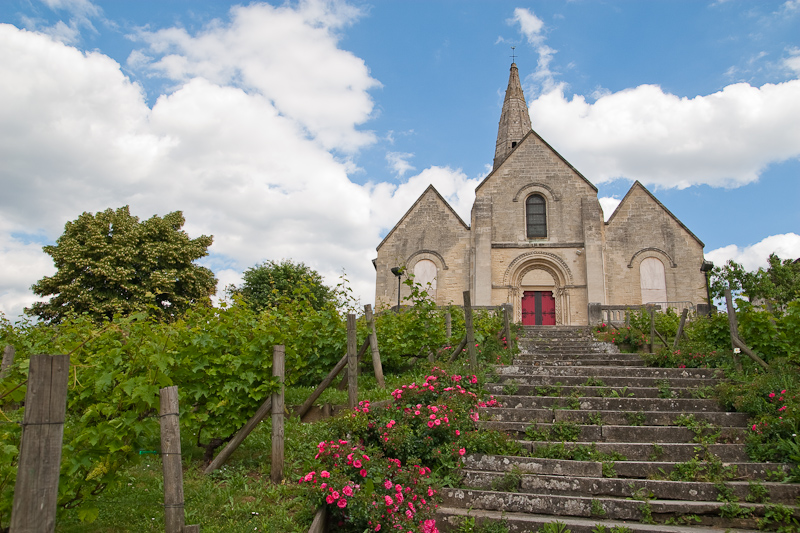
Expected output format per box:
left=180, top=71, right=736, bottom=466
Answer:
left=520, top=268, right=556, bottom=326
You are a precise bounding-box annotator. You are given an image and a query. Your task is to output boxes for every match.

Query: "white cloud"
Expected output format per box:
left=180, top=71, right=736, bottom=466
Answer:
left=784, top=47, right=800, bottom=74
left=705, top=233, right=800, bottom=271
left=368, top=166, right=479, bottom=232
left=508, top=8, right=562, bottom=95
left=131, top=1, right=379, bottom=153
left=0, top=5, right=388, bottom=320
left=386, top=151, right=415, bottom=177
left=598, top=197, right=621, bottom=222
left=528, top=80, right=800, bottom=189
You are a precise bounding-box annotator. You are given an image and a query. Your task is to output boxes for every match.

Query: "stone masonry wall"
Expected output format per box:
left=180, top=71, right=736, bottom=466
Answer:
left=604, top=184, right=707, bottom=307
left=375, top=188, right=470, bottom=309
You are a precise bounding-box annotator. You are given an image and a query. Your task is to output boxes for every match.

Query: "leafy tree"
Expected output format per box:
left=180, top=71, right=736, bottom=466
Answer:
left=27, top=206, right=216, bottom=324
left=710, top=254, right=800, bottom=308
left=229, top=259, right=334, bottom=312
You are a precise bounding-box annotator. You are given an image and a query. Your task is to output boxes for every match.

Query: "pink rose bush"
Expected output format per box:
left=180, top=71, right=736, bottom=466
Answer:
left=300, top=440, right=439, bottom=533
left=300, top=366, right=522, bottom=531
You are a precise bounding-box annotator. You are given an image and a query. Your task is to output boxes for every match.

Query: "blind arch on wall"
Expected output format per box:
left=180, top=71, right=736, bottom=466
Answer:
left=413, top=259, right=437, bottom=298
left=640, top=257, right=667, bottom=304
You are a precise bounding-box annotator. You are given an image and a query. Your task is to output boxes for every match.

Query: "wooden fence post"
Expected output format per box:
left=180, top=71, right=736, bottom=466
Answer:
left=445, top=311, right=452, bottom=339
left=364, top=304, right=385, bottom=389
left=463, top=291, right=476, bottom=371
left=271, top=345, right=285, bottom=484
left=10, top=354, right=69, bottom=533
left=649, top=307, right=656, bottom=353
left=347, top=314, right=358, bottom=409
left=673, top=308, right=688, bottom=349
left=725, top=288, right=743, bottom=371
left=159, top=386, right=186, bottom=533
left=503, top=305, right=511, bottom=350
left=1, top=345, right=14, bottom=381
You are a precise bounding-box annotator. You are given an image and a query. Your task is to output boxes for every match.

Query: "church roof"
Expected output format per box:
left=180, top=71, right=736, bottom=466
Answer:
left=606, top=181, right=705, bottom=247
left=477, top=127, right=598, bottom=194
left=376, top=185, right=469, bottom=251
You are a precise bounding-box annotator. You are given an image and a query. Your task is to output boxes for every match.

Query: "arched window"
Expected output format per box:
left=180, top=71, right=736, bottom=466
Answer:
left=526, top=194, right=547, bottom=238
left=640, top=257, right=667, bottom=304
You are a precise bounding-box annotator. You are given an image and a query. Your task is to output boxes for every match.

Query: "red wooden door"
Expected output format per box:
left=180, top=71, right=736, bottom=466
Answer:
left=521, top=291, right=536, bottom=325
left=522, top=291, right=556, bottom=325
left=540, top=291, right=556, bottom=325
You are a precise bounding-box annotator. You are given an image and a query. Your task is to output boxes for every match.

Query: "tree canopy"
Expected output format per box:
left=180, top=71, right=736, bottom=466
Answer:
left=710, top=253, right=800, bottom=308
left=229, top=259, right=334, bottom=312
left=27, top=206, right=216, bottom=324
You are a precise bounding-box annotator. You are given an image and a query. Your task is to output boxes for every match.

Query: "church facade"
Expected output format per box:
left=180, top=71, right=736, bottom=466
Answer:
left=374, top=64, right=707, bottom=325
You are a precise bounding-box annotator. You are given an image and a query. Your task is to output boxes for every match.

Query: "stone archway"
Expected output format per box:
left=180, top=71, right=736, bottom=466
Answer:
left=502, top=252, right=573, bottom=325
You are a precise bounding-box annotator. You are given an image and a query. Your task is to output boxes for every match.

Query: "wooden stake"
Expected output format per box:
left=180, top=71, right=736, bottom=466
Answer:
left=364, top=304, right=385, bottom=389
left=271, top=345, right=285, bottom=484
left=10, top=354, right=69, bottom=533
left=445, top=311, right=452, bottom=339
left=673, top=308, right=688, bottom=349
left=503, top=305, right=511, bottom=351
left=649, top=307, right=656, bottom=353
left=347, top=314, right=358, bottom=409
left=295, top=353, right=348, bottom=421
left=0, top=345, right=14, bottom=381
left=464, top=291, right=476, bottom=371
left=725, top=288, right=743, bottom=372
left=159, top=386, right=185, bottom=533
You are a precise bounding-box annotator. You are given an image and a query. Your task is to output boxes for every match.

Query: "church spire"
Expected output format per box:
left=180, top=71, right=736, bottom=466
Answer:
left=493, top=63, right=532, bottom=170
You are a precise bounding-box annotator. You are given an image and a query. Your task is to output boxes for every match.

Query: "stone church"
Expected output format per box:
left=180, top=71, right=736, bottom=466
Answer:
left=374, top=63, right=708, bottom=325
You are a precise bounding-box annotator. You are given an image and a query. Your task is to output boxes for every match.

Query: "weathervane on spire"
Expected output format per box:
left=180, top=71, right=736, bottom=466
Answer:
left=510, top=46, right=517, bottom=63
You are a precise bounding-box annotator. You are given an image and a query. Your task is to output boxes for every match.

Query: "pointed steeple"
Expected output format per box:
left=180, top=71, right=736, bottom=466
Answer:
left=493, top=63, right=532, bottom=170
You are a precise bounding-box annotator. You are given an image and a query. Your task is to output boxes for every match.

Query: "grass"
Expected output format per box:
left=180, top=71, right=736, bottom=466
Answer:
left=56, top=418, right=325, bottom=532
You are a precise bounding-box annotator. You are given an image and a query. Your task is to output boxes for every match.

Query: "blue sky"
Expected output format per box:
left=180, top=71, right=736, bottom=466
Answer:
left=0, top=0, right=799, bottom=319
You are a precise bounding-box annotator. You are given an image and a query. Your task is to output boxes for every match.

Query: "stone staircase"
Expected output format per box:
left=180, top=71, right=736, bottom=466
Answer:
left=438, top=326, right=800, bottom=532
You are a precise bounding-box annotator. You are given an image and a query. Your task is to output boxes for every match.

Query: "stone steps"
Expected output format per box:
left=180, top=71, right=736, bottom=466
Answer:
left=482, top=407, right=750, bottom=427
left=440, top=489, right=797, bottom=529
left=436, top=326, right=800, bottom=532
left=520, top=441, right=750, bottom=462
left=494, top=395, right=722, bottom=411
left=458, top=472, right=799, bottom=504
left=437, top=508, right=763, bottom=533
left=485, top=384, right=716, bottom=399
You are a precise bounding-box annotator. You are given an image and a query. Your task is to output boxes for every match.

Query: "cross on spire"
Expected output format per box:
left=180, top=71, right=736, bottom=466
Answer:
left=510, top=46, right=516, bottom=63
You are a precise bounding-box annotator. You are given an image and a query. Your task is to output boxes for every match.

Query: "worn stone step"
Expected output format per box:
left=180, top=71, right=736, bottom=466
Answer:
left=479, top=422, right=746, bottom=443
left=494, top=394, right=723, bottom=412
left=496, top=365, right=723, bottom=380
left=614, top=460, right=793, bottom=481
left=459, top=471, right=800, bottom=504
left=495, top=374, right=721, bottom=388
left=510, top=358, right=648, bottom=367
left=462, top=453, right=602, bottom=477
left=521, top=440, right=750, bottom=462
left=440, top=488, right=792, bottom=527
left=485, top=383, right=717, bottom=399
left=436, top=507, right=764, bottom=533
left=462, top=454, right=791, bottom=481
left=482, top=407, right=750, bottom=427
left=516, top=352, right=641, bottom=361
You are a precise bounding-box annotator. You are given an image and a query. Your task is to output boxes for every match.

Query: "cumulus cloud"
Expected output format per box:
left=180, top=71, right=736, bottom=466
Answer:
left=528, top=80, right=800, bottom=189
left=598, top=197, right=621, bottom=222
left=386, top=152, right=415, bottom=177
left=705, top=233, right=800, bottom=271
left=0, top=4, right=387, bottom=319
left=369, top=166, right=479, bottom=232
left=131, top=1, right=379, bottom=153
